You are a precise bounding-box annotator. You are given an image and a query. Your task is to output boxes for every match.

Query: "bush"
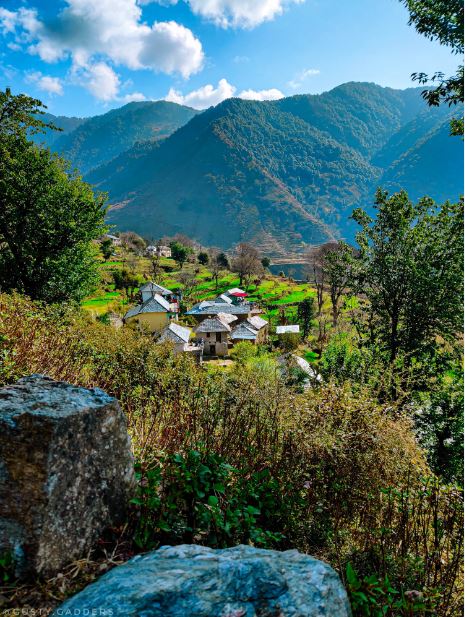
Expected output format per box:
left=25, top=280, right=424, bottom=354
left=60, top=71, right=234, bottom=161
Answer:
left=0, top=293, right=461, bottom=612
left=131, top=448, right=286, bottom=551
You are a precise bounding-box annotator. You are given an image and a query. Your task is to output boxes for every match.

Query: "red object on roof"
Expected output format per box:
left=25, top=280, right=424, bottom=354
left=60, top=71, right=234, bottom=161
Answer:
left=230, top=292, right=248, bottom=297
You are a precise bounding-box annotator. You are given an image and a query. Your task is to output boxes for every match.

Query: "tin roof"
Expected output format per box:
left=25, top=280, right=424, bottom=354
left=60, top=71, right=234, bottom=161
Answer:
left=247, top=316, right=268, bottom=330
left=276, top=325, right=300, bottom=334
left=195, top=317, right=232, bottom=333
left=140, top=281, right=173, bottom=296
left=187, top=302, right=252, bottom=316
left=124, top=294, right=171, bottom=320
left=158, top=323, right=192, bottom=344
left=216, top=312, right=238, bottom=325
left=215, top=294, right=233, bottom=304
left=231, top=323, right=258, bottom=340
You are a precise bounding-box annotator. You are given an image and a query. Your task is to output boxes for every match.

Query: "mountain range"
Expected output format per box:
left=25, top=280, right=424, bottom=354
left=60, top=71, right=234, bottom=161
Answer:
left=39, top=83, right=463, bottom=256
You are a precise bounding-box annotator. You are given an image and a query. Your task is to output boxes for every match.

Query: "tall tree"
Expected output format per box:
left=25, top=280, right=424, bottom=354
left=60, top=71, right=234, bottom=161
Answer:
left=208, top=249, right=227, bottom=289
left=401, top=0, right=464, bottom=135
left=170, top=241, right=193, bottom=269
left=0, top=90, right=107, bottom=303
left=231, top=243, right=263, bottom=287
left=323, top=242, right=356, bottom=328
left=352, top=189, right=463, bottom=363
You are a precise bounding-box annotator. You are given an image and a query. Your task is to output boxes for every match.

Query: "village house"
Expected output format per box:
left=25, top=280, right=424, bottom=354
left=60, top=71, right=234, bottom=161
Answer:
left=124, top=294, right=177, bottom=333
left=231, top=316, right=269, bottom=345
left=224, top=288, right=248, bottom=305
left=102, top=233, right=121, bottom=246
left=140, top=281, right=179, bottom=306
left=194, top=316, right=233, bottom=357
left=145, top=245, right=172, bottom=258
left=186, top=300, right=258, bottom=322
left=276, top=325, right=300, bottom=335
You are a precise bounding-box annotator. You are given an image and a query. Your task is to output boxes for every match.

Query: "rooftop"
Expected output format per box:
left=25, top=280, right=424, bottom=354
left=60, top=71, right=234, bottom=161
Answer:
left=231, top=323, right=258, bottom=340
left=195, top=317, right=232, bottom=333
left=187, top=302, right=252, bottom=316
left=124, top=294, right=172, bottom=320
left=276, top=325, right=300, bottom=334
left=140, top=281, right=174, bottom=296
left=247, top=316, right=268, bottom=330
left=158, top=323, right=192, bottom=345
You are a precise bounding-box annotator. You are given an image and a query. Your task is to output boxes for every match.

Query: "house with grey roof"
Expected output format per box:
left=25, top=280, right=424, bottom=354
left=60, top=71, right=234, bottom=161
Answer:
left=231, top=322, right=260, bottom=343
left=157, top=323, right=192, bottom=348
left=140, top=281, right=178, bottom=304
left=231, top=316, right=269, bottom=345
left=276, top=325, right=300, bottom=335
left=186, top=301, right=254, bottom=322
left=103, top=233, right=121, bottom=246
left=124, top=293, right=176, bottom=333
left=195, top=316, right=232, bottom=357
left=156, top=323, right=204, bottom=362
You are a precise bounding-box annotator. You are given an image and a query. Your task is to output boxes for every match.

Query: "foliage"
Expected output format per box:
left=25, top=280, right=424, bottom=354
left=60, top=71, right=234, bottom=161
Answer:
left=0, top=87, right=57, bottom=138
left=401, top=0, right=464, bottom=135
left=296, top=297, right=315, bottom=338
left=131, top=449, right=285, bottom=550
left=170, top=241, right=193, bottom=269
left=0, top=134, right=107, bottom=303
left=120, top=231, right=146, bottom=253
left=231, top=243, right=263, bottom=287
left=412, top=372, right=464, bottom=484
left=352, top=190, right=463, bottom=364
left=112, top=269, right=141, bottom=302
left=320, top=332, right=373, bottom=385
left=322, top=241, right=356, bottom=327
left=100, top=239, right=113, bottom=261
left=345, top=477, right=463, bottom=617
left=229, top=340, right=258, bottom=364
left=261, top=257, right=271, bottom=269
left=197, top=252, right=209, bottom=265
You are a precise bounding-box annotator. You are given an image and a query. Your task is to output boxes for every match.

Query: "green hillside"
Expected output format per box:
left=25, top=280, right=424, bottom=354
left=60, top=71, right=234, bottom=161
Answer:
left=85, top=83, right=462, bottom=255
left=47, top=101, right=198, bottom=174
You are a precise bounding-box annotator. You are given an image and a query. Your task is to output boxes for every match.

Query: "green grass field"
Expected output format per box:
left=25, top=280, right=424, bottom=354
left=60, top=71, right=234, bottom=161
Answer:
left=82, top=247, right=315, bottom=323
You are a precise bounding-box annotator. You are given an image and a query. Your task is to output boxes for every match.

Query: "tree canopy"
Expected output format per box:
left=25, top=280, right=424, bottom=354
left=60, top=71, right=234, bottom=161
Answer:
left=401, top=0, right=464, bottom=134
left=352, top=189, right=464, bottom=363
left=0, top=89, right=107, bottom=303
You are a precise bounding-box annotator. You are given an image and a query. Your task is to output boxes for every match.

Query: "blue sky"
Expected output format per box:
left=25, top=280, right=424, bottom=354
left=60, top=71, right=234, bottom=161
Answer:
left=0, top=0, right=458, bottom=117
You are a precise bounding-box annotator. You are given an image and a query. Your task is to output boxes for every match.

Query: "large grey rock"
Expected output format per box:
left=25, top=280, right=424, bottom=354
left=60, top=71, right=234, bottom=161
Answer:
left=0, top=375, right=134, bottom=578
left=53, top=544, right=351, bottom=616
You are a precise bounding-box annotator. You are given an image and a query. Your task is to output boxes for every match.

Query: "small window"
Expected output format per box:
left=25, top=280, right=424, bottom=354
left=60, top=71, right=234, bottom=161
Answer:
left=216, top=332, right=221, bottom=342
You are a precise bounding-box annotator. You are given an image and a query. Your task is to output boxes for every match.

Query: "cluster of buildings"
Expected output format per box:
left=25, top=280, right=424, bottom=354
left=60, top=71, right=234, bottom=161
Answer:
left=123, top=282, right=271, bottom=359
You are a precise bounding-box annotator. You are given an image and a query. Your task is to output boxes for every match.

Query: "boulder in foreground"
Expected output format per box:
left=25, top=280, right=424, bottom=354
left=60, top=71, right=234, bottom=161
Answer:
left=53, top=544, right=351, bottom=616
left=0, top=375, right=134, bottom=578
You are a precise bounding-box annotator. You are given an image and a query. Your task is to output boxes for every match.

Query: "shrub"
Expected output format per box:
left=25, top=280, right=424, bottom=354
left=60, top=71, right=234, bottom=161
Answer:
left=0, top=293, right=461, bottom=612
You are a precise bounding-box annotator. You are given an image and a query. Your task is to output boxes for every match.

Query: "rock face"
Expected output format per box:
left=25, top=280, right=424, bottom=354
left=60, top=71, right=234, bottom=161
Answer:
left=53, top=544, right=351, bottom=616
left=0, top=375, right=134, bottom=578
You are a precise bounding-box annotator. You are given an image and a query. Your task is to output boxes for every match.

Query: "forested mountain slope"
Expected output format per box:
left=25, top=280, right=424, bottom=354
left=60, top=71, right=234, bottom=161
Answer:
left=41, top=83, right=463, bottom=255
left=39, top=101, right=198, bottom=174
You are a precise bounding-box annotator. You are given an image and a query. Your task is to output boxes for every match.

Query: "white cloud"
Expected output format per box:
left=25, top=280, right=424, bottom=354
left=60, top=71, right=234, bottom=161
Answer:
left=166, top=79, right=285, bottom=109
left=238, top=88, right=284, bottom=101
left=166, top=78, right=236, bottom=109
left=72, top=62, right=120, bottom=101
left=121, top=91, right=147, bottom=103
left=143, top=0, right=304, bottom=28
left=0, top=0, right=204, bottom=100
left=139, top=21, right=204, bottom=79
left=26, top=71, right=64, bottom=95
left=288, top=67, right=320, bottom=90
